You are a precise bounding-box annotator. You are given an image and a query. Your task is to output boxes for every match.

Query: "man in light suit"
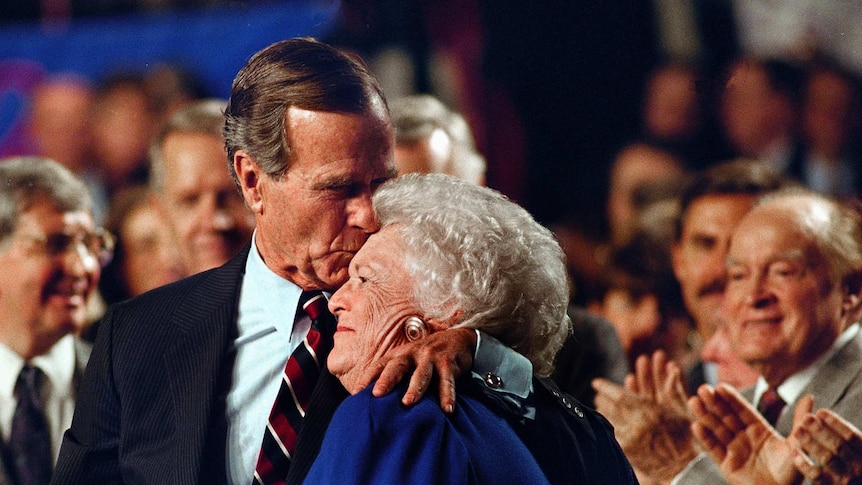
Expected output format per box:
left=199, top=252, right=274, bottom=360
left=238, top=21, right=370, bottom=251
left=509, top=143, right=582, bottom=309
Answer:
left=52, top=38, right=532, bottom=485
left=0, top=157, right=109, bottom=485
left=683, top=188, right=862, bottom=484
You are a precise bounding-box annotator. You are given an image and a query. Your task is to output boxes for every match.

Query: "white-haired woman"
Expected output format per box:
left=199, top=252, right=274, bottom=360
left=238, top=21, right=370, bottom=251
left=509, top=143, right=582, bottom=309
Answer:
left=305, top=173, right=636, bottom=484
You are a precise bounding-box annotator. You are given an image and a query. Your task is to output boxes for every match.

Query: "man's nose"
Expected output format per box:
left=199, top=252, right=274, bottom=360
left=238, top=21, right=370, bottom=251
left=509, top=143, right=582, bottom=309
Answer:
left=349, top=192, right=378, bottom=233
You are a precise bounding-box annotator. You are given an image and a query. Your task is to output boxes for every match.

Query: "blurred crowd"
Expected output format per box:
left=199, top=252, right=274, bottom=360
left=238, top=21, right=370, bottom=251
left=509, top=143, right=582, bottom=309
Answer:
left=2, top=2, right=862, bottom=484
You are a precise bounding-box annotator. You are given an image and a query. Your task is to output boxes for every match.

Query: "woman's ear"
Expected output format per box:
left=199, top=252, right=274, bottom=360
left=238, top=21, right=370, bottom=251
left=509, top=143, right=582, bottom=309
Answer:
left=234, top=150, right=264, bottom=214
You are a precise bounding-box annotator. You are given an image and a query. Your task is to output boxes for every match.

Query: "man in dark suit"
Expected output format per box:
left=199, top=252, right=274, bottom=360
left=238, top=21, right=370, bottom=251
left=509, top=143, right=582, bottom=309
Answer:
left=52, top=38, right=545, bottom=485
left=0, top=157, right=109, bottom=485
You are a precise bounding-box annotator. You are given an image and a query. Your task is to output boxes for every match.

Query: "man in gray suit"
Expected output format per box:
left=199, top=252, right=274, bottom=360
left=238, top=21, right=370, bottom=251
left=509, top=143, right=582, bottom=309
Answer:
left=0, top=157, right=109, bottom=485
left=684, top=188, right=862, bottom=484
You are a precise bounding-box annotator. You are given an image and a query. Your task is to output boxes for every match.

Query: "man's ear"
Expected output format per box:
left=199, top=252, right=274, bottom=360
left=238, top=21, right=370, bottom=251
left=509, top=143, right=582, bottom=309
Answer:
left=234, top=150, right=264, bottom=214
left=840, top=271, right=862, bottom=322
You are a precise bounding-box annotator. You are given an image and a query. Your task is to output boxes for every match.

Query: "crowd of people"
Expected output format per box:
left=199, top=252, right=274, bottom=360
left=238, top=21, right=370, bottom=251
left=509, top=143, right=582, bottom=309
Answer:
left=1, top=15, right=862, bottom=485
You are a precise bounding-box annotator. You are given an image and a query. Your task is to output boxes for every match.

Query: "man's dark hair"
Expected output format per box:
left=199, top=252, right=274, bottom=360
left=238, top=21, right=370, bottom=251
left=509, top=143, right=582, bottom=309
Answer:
left=675, top=159, right=797, bottom=240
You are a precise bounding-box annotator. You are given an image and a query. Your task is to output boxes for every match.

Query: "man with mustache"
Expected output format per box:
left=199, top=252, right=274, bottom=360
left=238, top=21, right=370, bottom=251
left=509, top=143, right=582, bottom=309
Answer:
left=592, top=159, right=795, bottom=483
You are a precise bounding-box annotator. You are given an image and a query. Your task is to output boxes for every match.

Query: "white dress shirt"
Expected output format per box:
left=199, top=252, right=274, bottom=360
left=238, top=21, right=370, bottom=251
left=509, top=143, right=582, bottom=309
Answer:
left=224, top=233, right=326, bottom=484
left=0, top=333, right=77, bottom=463
left=753, top=322, right=861, bottom=421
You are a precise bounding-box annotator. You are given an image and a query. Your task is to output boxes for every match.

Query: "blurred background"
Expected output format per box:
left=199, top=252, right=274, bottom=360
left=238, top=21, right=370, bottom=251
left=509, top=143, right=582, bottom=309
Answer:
left=2, top=0, right=861, bottom=295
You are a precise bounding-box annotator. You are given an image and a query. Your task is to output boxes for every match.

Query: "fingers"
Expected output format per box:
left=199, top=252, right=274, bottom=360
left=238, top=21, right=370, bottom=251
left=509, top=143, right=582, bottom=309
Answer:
left=816, top=409, right=862, bottom=447
left=794, top=409, right=862, bottom=481
left=789, top=394, right=815, bottom=444
left=354, top=359, right=386, bottom=391
left=372, top=350, right=414, bottom=397
left=593, top=377, right=626, bottom=401
left=657, top=356, right=689, bottom=408
left=402, top=360, right=434, bottom=408
left=792, top=448, right=826, bottom=483
left=592, top=378, right=635, bottom=421
left=712, top=384, right=760, bottom=429
left=689, top=387, right=735, bottom=446
left=688, top=384, right=755, bottom=450
left=635, top=354, right=655, bottom=399
left=436, top=370, right=457, bottom=414
left=373, top=327, right=473, bottom=413
left=623, top=372, right=638, bottom=393
left=690, top=416, right=728, bottom=464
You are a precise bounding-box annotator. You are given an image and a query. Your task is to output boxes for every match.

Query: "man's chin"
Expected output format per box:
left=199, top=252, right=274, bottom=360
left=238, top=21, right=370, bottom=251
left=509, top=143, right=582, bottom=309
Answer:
left=43, top=315, right=83, bottom=340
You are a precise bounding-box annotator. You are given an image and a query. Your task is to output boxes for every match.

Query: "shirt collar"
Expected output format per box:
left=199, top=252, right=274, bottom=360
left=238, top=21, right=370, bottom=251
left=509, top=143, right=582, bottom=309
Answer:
left=238, top=231, right=332, bottom=345
left=756, top=323, right=860, bottom=405
left=238, top=232, right=303, bottom=342
left=0, top=333, right=76, bottom=399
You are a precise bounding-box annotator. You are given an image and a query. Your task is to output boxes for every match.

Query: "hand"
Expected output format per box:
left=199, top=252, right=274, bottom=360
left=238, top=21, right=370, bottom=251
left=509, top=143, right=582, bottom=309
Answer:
left=592, top=351, right=697, bottom=484
left=356, top=327, right=476, bottom=413
left=688, top=384, right=810, bottom=485
left=792, top=406, right=862, bottom=485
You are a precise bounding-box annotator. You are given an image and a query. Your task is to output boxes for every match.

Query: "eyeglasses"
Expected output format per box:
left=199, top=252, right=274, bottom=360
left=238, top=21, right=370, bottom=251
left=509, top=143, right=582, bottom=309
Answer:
left=18, top=228, right=115, bottom=266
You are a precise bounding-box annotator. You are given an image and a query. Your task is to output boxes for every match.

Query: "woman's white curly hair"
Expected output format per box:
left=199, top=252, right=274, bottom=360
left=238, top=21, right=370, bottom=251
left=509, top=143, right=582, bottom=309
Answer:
left=372, top=173, right=572, bottom=377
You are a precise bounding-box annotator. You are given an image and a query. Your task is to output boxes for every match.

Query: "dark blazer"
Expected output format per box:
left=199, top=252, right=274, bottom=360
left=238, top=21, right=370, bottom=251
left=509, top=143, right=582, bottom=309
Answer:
left=52, top=246, right=250, bottom=484
left=1, top=338, right=90, bottom=485
left=505, top=378, right=638, bottom=484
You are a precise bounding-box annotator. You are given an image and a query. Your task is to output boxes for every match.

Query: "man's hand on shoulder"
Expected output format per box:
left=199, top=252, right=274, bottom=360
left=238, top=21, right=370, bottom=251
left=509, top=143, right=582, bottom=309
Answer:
left=354, top=327, right=477, bottom=413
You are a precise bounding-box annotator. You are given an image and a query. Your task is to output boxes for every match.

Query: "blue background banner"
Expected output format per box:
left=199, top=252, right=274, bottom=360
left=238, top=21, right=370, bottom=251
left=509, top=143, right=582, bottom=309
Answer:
left=0, top=0, right=340, bottom=156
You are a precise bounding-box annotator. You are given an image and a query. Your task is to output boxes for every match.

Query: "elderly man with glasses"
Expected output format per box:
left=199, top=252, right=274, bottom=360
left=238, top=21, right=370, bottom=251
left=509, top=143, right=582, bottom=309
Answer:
left=0, top=156, right=112, bottom=485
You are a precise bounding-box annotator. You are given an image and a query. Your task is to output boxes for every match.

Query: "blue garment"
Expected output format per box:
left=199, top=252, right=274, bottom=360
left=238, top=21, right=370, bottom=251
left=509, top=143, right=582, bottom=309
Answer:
left=304, top=383, right=551, bottom=485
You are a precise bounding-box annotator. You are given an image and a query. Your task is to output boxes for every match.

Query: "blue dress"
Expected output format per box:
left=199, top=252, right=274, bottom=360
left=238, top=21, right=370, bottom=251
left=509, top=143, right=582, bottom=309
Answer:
left=303, top=383, right=551, bottom=484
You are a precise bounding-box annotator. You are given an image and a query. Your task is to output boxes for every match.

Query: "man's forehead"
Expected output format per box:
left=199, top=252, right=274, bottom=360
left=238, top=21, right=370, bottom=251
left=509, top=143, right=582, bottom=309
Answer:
left=18, top=205, right=93, bottom=229
left=684, top=194, right=755, bottom=227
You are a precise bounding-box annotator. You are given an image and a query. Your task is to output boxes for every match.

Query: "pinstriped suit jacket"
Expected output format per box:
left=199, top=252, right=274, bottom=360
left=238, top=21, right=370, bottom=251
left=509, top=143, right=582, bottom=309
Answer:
left=51, top=244, right=348, bottom=484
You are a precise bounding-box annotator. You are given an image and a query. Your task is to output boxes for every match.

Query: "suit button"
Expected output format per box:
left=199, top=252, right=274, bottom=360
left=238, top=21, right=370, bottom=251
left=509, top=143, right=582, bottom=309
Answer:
left=574, top=406, right=584, bottom=418
left=483, top=372, right=503, bottom=389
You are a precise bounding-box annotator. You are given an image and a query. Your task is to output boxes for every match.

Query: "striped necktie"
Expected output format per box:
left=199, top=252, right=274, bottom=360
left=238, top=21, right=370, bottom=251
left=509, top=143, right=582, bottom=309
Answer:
left=10, top=364, right=53, bottom=485
left=253, top=291, right=336, bottom=485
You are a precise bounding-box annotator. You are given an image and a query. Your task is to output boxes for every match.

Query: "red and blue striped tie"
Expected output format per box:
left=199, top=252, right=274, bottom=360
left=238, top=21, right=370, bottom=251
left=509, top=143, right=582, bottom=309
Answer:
left=253, top=291, right=336, bottom=485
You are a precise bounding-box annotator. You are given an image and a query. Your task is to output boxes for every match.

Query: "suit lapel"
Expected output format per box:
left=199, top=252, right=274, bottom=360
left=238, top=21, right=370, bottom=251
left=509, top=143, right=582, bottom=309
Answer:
left=162, top=245, right=248, bottom=484
left=286, top=370, right=349, bottom=485
left=776, top=332, right=862, bottom=434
